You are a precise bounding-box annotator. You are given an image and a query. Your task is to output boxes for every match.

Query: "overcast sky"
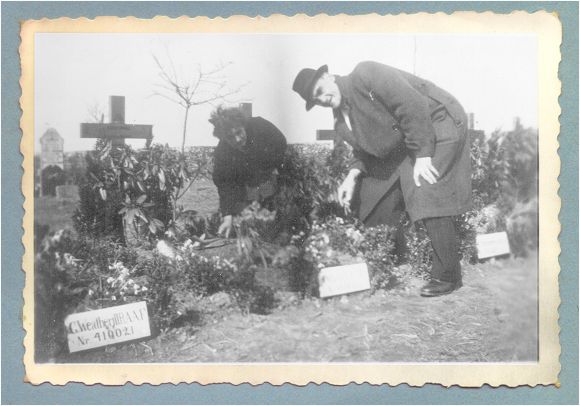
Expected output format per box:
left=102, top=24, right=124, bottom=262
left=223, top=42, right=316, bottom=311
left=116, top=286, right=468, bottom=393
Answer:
left=35, top=33, right=537, bottom=152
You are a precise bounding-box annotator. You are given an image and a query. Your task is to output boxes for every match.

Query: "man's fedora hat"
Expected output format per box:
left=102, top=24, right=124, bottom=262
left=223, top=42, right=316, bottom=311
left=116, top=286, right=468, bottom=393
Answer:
left=292, top=65, right=328, bottom=111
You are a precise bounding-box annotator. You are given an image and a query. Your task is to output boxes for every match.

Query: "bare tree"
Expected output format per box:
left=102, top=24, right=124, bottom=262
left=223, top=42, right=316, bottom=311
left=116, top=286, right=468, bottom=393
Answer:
left=86, top=101, right=105, bottom=124
left=152, top=54, right=245, bottom=153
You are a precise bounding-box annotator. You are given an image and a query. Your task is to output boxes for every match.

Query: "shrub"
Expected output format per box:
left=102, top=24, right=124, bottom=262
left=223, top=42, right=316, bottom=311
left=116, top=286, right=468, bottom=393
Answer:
left=275, top=143, right=352, bottom=236
left=359, top=224, right=398, bottom=289
left=183, top=146, right=214, bottom=181
left=165, top=209, right=223, bottom=243
left=34, top=230, right=142, bottom=361
left=35, top=227, right=282, bottom=358
left=35, top=229, right=88, bottom=361
left=465, top=122, right=539, bottom=258
left=74, top=140, right=213, bottom=244
left=304, top=217, right=363, bottom=268
left=233, top=202, right=278, bottom=266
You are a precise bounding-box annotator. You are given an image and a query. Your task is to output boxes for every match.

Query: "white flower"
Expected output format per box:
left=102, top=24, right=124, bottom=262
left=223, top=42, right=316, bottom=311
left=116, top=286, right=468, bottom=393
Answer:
left=63, top=253, right=80, bottom=266
left=182, top=239, right=193, bottom=250
left=109, top=261, right=125, bottom=272
left=51, top=229, right=65, bottom=244
left=223, top=259, right=235, bottom=270
left=106, top=277, right=115, bottom=284
left=141, top=286, right=148, bottom=292
left=156, top=239, right=177, bottom=259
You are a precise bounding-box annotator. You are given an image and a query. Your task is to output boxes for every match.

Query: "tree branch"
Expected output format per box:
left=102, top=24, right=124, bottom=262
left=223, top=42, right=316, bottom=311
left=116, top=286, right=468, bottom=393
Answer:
left=151, top=52, right=244, bottom=159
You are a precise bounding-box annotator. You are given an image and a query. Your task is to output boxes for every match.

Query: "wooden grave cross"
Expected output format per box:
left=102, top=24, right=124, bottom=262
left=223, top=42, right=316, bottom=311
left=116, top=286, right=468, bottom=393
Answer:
left=81, top=96, right=153, bottom=147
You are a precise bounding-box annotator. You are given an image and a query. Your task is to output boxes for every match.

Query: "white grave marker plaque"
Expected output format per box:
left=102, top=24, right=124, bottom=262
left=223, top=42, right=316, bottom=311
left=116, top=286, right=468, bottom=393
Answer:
left=65, top=301, right=151, bottom=353
left=476, top=231, right=511, bottom=259
left=318, top=262, right=371, bottom=298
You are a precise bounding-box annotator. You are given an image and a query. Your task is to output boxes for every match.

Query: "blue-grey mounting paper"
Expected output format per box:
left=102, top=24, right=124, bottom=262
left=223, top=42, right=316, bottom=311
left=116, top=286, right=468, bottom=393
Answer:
left=3, top=2, right=578, bottom=404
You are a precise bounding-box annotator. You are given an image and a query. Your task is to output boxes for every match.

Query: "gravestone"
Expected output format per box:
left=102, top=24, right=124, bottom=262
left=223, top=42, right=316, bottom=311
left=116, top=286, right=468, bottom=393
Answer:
left=81, top=96, right=153, bottom=147
left=40, top=128, right=65, bottom=196
left=40, top=165, right=65, bottom=197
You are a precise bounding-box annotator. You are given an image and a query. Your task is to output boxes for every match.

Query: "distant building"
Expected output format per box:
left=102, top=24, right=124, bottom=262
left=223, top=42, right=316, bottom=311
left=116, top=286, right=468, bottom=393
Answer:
left=40, top=128, right=64, bottom=171
left=39, top=128, right=65, bottom=196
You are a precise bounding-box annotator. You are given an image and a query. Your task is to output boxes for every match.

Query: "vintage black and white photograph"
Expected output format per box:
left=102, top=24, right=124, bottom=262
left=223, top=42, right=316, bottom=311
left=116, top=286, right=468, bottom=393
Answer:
left=23, top=13, right=561, bottom=386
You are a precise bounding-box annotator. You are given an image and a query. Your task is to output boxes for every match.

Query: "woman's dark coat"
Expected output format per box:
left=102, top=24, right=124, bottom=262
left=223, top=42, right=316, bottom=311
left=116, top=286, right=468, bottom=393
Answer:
left=334, top=61, right=472, bottom=223
left=213, top=116, right=287, bottom=215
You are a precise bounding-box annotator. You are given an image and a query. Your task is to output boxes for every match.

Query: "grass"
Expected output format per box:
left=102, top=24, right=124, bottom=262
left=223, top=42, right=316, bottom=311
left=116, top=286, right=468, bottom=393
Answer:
left=177, top=178, right=219, bottom=216
left=35, top=196, right=79, bottom=231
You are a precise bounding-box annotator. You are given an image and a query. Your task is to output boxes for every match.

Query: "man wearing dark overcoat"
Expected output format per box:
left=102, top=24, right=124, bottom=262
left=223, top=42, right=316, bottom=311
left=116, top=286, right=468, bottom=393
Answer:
left=293, top=61, right=472, bottom=297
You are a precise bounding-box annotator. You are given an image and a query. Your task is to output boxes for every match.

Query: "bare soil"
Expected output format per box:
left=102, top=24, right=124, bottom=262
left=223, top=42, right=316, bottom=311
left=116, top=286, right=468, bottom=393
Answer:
left=65, top=255, right=537, bottom=363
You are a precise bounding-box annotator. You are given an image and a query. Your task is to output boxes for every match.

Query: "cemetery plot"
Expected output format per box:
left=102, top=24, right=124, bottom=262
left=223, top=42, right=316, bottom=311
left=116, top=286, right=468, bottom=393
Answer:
left=62, top=255, right=539, bottom=363
left=34, top=118, right=539, bottom=363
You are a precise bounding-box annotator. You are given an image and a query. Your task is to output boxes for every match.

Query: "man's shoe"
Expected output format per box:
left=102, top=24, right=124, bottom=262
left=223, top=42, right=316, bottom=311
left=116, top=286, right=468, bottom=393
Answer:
left=420, top=279, right=462, bottom=297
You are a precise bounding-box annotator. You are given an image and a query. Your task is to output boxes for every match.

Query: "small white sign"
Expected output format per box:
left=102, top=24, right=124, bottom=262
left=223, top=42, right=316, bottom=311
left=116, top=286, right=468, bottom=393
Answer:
left=318, top=262, right=371, bottom=298
left=476, top=231, right=511, bottom=259
left=65, top=301, right=151, bottom=353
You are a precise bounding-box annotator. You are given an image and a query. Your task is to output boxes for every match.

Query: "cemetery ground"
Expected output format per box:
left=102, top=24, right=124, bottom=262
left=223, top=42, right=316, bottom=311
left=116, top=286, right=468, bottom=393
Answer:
left=35, top=179, right=538, bottom=363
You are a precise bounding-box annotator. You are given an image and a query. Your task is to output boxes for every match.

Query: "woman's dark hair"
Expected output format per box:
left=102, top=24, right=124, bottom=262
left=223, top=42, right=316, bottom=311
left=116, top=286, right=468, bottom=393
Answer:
left=209, top=106, right=247, bottom=139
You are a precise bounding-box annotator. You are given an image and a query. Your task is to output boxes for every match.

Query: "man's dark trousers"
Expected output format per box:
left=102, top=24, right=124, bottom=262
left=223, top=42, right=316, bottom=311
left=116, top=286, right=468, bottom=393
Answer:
left=358, top=181, right=461, bottom=282
left=423, top=216, right=461, bottom=283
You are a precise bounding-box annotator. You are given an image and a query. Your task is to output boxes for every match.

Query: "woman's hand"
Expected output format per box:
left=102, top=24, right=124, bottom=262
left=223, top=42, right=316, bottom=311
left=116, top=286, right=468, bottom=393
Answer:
left=218, top=215, right=233, bottom=238
left=413, top=157, right=439, bottom=187
left=338, top=169, right=362, bottom=214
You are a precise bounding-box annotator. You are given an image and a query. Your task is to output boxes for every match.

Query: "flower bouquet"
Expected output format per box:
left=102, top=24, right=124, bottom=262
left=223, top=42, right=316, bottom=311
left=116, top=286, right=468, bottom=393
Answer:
left=303, top=217, right=370, bottom=297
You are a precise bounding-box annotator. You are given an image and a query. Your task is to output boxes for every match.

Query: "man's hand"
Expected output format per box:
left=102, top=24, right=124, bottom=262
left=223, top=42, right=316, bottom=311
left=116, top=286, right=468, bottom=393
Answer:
left=413, top=157, right=439, bottom=187
left=217, top=215, right=233, bottom=238
left=338, top=169, right=362, bottom=214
